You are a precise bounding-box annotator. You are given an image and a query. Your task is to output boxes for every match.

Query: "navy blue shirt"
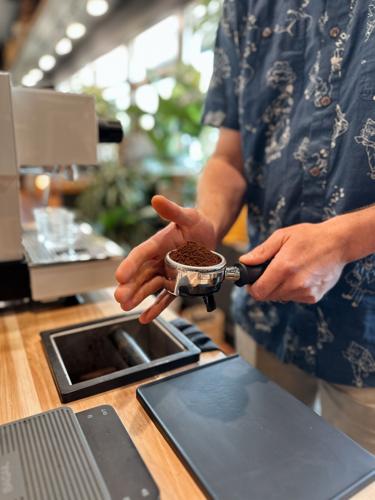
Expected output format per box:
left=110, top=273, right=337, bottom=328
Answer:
left=203, top=0, right=375, bottom=387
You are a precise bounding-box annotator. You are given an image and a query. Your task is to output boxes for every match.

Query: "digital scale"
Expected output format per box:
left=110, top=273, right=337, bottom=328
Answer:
left=0, top=405, right=158, bottom=500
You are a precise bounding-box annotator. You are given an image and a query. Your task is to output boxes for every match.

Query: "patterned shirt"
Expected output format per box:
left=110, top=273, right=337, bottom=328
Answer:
left=203, top=0, right=375, bottom=387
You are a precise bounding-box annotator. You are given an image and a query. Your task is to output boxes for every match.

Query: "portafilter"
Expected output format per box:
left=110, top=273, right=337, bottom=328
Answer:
left=164, top=250, right=269, bottom=312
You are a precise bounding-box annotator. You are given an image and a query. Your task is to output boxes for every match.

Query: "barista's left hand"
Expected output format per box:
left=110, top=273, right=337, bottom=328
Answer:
left=241, top=219, right=350, bottom=303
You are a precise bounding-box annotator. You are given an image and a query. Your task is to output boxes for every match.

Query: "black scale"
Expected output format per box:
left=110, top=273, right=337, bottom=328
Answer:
left=0, top=405, right=158, bottom=500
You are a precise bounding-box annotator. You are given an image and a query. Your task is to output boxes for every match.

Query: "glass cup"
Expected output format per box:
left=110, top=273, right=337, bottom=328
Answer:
left=33, top=207, right=78, bottom=251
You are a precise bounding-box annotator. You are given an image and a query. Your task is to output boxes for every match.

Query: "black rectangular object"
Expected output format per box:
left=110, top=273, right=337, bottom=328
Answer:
left=0, top=259, right=31, bottom=301
left=77, top=405, right=159, bottom=500
left=137, top=355, right=375, bottom=500
left=41, top=313, right=200, bottom=402
left=0, top=407, right=110, bottom=500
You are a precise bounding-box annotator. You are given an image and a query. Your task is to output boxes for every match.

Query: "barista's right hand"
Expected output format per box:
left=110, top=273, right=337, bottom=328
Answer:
left=114, top=195, right=217, bottom=323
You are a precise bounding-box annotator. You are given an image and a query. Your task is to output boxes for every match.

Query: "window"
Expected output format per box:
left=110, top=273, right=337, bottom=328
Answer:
left=94, top=46, right=128, bottom=87
left=129, top=15, right=179, bottom=83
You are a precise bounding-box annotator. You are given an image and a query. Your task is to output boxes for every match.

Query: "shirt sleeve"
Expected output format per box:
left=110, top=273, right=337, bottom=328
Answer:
left=202, top=0, right=241, bottom=131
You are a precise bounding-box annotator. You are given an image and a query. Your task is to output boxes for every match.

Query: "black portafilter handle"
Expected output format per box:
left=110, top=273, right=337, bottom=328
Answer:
left=232, top=260, right=271, bottom=287
left=201, top=261, right=270, bottom=312
left=98, top=119, right=123, bottom=143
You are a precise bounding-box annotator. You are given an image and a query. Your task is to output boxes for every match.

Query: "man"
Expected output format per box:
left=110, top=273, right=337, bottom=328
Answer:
left=115, top=0, right=375, bottom=453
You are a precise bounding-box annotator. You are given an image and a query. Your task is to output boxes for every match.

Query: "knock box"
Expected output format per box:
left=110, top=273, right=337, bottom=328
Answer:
left=41, top=313, right=200, bottom=402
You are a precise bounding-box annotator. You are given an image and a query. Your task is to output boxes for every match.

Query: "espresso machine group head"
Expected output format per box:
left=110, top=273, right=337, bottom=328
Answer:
left=0, top=72, right=125, bottom=305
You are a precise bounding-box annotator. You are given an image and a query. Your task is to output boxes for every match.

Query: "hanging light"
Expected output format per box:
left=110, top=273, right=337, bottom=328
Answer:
left=29, top=68, right=43, bottom=81
left=86, top=0, right=109, bottom=17
left=22, top=68, right=44, bottom=86
left=39, top=54, right=56, bottom=71
left=22, top=74, right=36, bottom=87
left=66, top=22, right=86, bottom=40
left=55, top=38, right=73, bottom=55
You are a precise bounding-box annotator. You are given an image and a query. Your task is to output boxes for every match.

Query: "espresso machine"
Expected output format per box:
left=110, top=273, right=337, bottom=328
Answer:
left=0, top=72, right=124, bottom=304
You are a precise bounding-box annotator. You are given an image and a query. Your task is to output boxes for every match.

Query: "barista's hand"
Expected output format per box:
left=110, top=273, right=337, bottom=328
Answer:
left=240, top=219, right=350, bottom=304
left=115, top=195, right=217, bottom=323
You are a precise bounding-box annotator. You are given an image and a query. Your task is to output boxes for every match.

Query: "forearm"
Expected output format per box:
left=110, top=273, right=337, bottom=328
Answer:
left=328, top=204, right=375, bottom=262
left=197, top=154, right=246, bottom=244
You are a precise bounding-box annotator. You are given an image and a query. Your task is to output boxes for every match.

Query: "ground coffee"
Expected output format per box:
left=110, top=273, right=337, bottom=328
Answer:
left=169, top=241, right=221, bottom=267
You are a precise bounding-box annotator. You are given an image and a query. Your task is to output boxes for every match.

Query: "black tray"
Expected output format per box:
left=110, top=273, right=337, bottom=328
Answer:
left=41, top=313, right=200, bottom=402
left=137, top=355, right=375, bottom=500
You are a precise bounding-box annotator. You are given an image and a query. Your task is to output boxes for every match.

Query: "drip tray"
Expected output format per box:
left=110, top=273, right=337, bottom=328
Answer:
left=41, top=313, right=200, bottom=402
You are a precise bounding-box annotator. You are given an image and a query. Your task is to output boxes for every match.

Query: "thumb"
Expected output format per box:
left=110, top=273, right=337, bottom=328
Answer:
left=240, top=230, right=285, bottom=265
left=151, top=195, right=199, bottom=227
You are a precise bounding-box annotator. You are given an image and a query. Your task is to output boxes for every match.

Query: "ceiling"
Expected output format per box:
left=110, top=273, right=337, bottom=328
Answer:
left=7, top=0, right=191, bottom=86
left=0, top=0, right=41, bottom=70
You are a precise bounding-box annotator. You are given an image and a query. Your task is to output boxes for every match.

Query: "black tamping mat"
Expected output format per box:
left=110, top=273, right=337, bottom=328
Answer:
left=0, top=405, right=159, bottom=500
left=137, top=355, right=375, bottom=500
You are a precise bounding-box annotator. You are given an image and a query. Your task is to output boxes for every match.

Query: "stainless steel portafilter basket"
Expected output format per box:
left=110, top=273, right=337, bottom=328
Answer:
left=164, top=250, right=269, bottom=312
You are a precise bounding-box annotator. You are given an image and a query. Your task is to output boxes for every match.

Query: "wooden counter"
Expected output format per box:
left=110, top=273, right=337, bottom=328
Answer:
left=0, top=289, right=373, bottom=499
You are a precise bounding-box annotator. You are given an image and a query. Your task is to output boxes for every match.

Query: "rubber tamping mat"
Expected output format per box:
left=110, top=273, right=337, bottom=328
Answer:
left=137, top=355, right=375, bottom=500
left=0, top=407, right=110, bottom=500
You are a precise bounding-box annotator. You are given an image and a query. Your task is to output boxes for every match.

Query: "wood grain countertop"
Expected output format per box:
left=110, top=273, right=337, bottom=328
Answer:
left=0, top=289, right=373, bottom=499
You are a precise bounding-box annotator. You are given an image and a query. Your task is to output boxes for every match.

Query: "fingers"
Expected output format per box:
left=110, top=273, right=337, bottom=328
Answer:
left=115, top=259, right=162, bottom=304
left=240, top=229, right=287, bottom=266
left=264, top=280, right=324, bottom=304
left=247, top=260, right=284, bottom=300
left=139, top=290, right=175, bottom=324
left=152, top=195, right=199, bottom=227
left=116, top=223, right=185, bottom=284
left=116, top=238, right=160, bottom=283
left=240, top=230, right=292, bottom=301
left=247, top=256, right=301, bottom=301
left=248, top=271, right=323, bottom=304
left=120, top=275, right=170, bottom=311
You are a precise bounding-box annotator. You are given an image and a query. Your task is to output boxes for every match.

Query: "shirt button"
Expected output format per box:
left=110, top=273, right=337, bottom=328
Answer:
left=262, top=27, right=273, bottom=38
left=329, top=26, right=341, bottom=38
left=320, top=148, right=328, bottom=158
left=309, top=167, right=321, bottom=177
left=319, top=95, right=332, bottom=107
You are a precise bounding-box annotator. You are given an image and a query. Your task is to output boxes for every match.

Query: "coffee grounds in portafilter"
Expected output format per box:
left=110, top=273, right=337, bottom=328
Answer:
left=169, top=241, right=221, bottom=267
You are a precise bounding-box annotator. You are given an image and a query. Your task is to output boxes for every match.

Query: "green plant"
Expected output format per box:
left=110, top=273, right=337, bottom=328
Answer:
left=76, top=163, right=159, bottom=248
left=80, top=85, right=118, bottom=119
left=76, top=0, right=221, bottom=245
left=191, top=0, right=222, bottom=50
left=128, top=64, right=204, bottom=163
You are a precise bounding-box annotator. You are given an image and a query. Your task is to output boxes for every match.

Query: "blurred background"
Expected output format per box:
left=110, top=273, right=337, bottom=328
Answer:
left=1, top=0, right=248, bottom=349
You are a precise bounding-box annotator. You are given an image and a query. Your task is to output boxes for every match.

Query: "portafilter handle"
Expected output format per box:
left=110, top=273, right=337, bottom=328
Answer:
left=225, top=260, right=270, bottom=287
